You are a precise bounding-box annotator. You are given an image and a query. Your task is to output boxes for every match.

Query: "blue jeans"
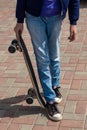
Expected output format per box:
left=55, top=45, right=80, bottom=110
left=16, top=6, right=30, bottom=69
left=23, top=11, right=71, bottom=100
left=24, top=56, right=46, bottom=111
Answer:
left=25, top=13, right=62, bottom=102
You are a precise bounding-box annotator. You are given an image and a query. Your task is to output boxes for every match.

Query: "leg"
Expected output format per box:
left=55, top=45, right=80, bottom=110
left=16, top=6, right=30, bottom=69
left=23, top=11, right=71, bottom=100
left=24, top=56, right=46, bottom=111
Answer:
left=46, top=15, right=62, bottom=88
left=25, top=13, right=56, bottom=102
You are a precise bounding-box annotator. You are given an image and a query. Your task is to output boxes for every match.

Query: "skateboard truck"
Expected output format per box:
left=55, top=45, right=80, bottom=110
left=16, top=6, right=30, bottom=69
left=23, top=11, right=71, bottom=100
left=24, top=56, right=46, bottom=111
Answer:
left=8, top=39, right=22, bottom=53
left=26, top=88, right=36, bottom=104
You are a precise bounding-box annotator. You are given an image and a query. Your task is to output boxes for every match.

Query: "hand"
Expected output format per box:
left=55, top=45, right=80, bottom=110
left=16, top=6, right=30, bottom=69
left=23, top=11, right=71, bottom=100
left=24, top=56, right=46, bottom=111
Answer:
left=68, top=25, right=77, bottom=42
left=14, top=23, right=23, bottom=41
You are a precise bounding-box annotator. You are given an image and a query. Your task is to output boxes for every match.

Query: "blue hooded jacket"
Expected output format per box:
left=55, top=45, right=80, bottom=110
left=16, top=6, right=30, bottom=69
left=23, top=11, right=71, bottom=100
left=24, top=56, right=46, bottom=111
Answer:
left=16, top=0, right=80, bottom=25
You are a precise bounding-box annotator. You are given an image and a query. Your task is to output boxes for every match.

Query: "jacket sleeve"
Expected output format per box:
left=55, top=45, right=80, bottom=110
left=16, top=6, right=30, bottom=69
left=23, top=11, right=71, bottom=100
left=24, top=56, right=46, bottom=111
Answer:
left=68, top=0, right=80, bottom=25
left=16, top=0, right=26, bottom=23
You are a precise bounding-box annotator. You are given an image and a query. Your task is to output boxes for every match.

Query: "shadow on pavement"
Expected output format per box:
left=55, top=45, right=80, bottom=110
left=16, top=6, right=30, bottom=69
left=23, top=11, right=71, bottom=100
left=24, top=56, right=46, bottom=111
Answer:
left=0, top=95, right=46, bottom=118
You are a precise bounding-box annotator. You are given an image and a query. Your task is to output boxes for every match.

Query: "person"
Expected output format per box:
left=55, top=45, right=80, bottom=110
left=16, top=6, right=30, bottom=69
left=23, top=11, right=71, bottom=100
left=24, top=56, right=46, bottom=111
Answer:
left=14, top=0, right=80, bottom=121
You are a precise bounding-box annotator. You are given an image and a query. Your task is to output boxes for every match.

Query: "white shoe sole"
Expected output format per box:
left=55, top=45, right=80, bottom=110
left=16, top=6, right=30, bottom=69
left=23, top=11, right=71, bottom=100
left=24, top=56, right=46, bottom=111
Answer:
left=54, top=97, right=62, bottom=104
left=48, top=113, right=62, bottom=121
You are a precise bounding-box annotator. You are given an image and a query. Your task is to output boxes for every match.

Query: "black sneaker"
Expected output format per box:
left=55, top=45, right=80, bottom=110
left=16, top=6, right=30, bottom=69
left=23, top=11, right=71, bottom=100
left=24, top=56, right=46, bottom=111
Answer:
left=46, top=102, right=62, bottom=121
left=53, top=87, right=62, bottom=103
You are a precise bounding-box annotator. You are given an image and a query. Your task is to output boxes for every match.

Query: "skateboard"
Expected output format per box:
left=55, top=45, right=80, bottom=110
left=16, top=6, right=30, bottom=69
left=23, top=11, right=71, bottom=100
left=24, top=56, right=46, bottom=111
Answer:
left=8, top=34, right=46, bottom=108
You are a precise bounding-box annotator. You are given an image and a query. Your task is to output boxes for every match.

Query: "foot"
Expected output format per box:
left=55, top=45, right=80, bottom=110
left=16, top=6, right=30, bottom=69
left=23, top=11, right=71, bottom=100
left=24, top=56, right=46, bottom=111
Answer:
left=53, top=87, right=62, bottom=103
left=46, top=102, right=62, bottom=121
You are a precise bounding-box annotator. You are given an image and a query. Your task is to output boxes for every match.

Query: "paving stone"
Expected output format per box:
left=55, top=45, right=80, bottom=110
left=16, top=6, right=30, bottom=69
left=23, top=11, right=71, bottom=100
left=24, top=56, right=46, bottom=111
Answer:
left=85, top=116, right=87, bottom=129
left=60, top=71, right=65, bottom=79
left=4, top=87, right=18, bottom=98
left=79, top=57, right=87, bottom=64
left=64, top=101, right=77, bottom=113
left=69, top=56, right=79, bottom=65
left=7, top=123, right=20, bottom=130
left=15, top=108, right=39, bottom=118
left=59, top=127, right=71, bottom=130
left=75, top=101, right=87, bottom=114
left=0, top=123, right=8, bottom=130
left=70, top=80, right=82, bottom=90
left=69, top=90, right=87, bottom=95
left=12, top=117, right=35, bottom=125
left=63, top=71, right=75, bottom=80
left=47, top=120, right=60, bottom=127
left=63, top=113, right=85, bottom=120
left=20, top=125, right=33, bottom=130
left=61, top=57, right=70, bottom=64
left=35, top=113, right=48, bottom=125
left=33, top=125, right=58, bottom=130
left=67, top=94, right=87, bottom=101
left=60, top=88, right=70, bottom=103
left=60, top=120, right=84, bottom=128
left=74, top=72, right=87, bottom=80
left=81, top=80, right=87, bottom=89
left=71, top=129, right=84, bottom=130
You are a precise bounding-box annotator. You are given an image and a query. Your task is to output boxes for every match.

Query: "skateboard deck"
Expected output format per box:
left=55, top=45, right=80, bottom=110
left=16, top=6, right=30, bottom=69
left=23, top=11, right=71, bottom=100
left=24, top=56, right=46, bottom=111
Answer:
left=8, top=34, right=46, bottom=108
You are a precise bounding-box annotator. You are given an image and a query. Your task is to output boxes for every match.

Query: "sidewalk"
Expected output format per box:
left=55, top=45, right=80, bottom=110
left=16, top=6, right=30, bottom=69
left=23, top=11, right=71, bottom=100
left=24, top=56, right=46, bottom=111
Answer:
left=0, top=0, right=87, bottom=130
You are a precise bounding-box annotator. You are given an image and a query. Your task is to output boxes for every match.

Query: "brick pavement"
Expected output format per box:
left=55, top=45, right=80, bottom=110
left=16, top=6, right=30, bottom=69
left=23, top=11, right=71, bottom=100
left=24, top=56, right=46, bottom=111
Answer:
left=0, top=0, right=87, bottom=130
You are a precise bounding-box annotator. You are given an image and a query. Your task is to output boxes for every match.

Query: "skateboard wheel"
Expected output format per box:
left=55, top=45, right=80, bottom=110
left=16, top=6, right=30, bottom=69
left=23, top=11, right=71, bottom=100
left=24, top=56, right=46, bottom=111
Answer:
left=8, top=39, right=18, bottom=53
left=11, top=39, right=18, bottom=45
left=28, top=88, right=35, bottom=96
left=26, top=88, right=35, bottom=104
left=12, top=39, right=22, bottom=52
left=26, top=97, right=33, bottom=104
left=8, top=45, right=16, bottom=53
